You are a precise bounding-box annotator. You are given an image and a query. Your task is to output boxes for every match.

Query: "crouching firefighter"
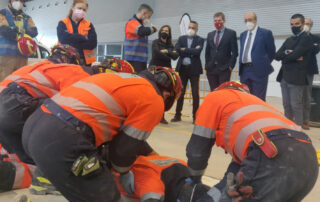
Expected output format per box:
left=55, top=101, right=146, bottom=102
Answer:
left=22, top=66, right=182, bottom=202
left=186, top=81, right=319, bottom=202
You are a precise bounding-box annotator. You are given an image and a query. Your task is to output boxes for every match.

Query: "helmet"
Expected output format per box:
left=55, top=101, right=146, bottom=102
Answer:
left=151, top=66, right=182, bottom=111
left=17, top=34, right=37, bottom=56
left=49, top=44, right=81, bottom=65
left=215, top=81, right=250, bottom=94
left=97, top=58, right=135, bottom=73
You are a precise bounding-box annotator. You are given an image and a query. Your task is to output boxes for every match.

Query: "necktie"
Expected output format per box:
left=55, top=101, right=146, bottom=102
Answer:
left=242, top=32, right=252, bottom=63
left=215, top=31, right=221, bottom=48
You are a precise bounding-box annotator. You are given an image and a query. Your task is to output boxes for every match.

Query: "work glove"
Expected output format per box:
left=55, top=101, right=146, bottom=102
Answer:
left=225, top=172, right=253, bottom=202
left=119, top=171, right=135, bottom=195
left=1, top=26, right=19, bottom=41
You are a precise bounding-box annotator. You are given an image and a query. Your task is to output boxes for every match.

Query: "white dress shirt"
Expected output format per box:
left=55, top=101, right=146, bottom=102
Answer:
left=242, top=25, right=258, bottom=63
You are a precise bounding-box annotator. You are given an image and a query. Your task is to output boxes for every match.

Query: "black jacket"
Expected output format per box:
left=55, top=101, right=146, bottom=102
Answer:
left=175, top=35, right=204, bottom=75
left=307, top=33, right=320, bottom=75
left=205, top=28, right=238, bottom=74
left=275, top=32, right=313, bottom=85
left=149, top=39, right=179, bottom=68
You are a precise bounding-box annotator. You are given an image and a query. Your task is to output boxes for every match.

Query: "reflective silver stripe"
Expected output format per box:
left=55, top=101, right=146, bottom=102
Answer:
left=111, top=163, right=131, bottom=173
left=134, top=24, right=142, bottom=35
left=5, top=75, right=21, bottom=81
left=0, top=86, right=5, bottom=93
left=234, top=118, right=298, bottom=160
left=141, top=192, right=164, bottom=202
left=52, top=94, right=111, bottom=141
left=207, top=187, right=221, bottom=202
left=114, top=73, right=139, bottom=79
left=188, top=167, right=205, bottom=176
left=14, top=79, right=48, bottom=98
left=193, top=125, right=216, bottom=139
left=0, top=147, right=7, bottom=155
left=149, top=158, right=182, bottom=166
left=124, top=51, right=148, bottom=58
left=124, top=41, right=148, bottom=47
left=224, top=104, right=284, bottom=154
left=12, top=161, right=25, bottom=189
left=0, top=44, right=17, bottom=50
left=72, top=81, right=123, bottom=116
left=29, top=70, right=55, bottom=90
left=122, top=125, right=150, bottom=140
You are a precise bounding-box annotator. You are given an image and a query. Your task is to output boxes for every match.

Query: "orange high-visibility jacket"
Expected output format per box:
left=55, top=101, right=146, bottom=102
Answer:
left=45, top=73, right=164, bottom=147
left=191, top=89, right=300, bottom=165
left=0, top=144, right=35, bottom=189
left=0, top=60, right=90, bottom=98
left=116, top=155, right=187, bottom=201
left=61, top=17, right=96, bottom=65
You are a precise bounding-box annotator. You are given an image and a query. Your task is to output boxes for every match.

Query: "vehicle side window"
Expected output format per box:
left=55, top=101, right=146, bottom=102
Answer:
left=40, top=46, right=50, bottom=59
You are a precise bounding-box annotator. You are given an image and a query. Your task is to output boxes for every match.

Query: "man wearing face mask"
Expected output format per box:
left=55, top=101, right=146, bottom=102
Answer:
left=301, top=18, right=320, bottom=130
left=205, top=12, right=238, bottom=91
left=0, top=0, right=38, bottom=81
left=239, top=12, right=276, bottom=101
left=57, top=0, right=97, bottom=66
left=171, top=21, right=204, bottom=123
left=276, top=14, right=313, bottom=127
left=124, top=4, right=158, bottom=73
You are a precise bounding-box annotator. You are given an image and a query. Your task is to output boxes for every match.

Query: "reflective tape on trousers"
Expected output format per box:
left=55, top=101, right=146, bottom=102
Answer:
left=224, top=104, right=285, bottom=154
left=141, top=192, right=164, bottom=201
left=149, top=158, right=182, bottom=167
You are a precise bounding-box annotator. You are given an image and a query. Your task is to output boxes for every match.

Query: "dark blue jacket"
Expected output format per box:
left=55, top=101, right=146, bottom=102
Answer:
left=239, top=27, right=276, bottom=78
left=175, top=35, right=204, bottom=75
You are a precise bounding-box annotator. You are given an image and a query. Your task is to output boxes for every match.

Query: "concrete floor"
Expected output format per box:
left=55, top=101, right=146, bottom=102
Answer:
left=0, top=96, right=319, bottom=202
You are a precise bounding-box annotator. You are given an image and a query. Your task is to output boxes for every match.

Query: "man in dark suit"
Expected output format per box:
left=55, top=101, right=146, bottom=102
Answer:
left=275, top=14, right=313, bottom=126
left=302, top=18, right=320, bottom=129
left=171, top=21, right=204, bottom=123
left=205, top=12, right=238, bottom=91
left=239, top=12, right=276, bottom=101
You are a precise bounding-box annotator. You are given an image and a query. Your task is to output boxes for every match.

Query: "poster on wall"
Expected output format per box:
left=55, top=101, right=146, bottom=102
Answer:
left=179, top=13, right=191, bottom=36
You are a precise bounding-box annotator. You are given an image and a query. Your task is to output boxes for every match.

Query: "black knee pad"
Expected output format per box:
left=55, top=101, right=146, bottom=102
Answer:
left=0, top=160, right=16, bottom=192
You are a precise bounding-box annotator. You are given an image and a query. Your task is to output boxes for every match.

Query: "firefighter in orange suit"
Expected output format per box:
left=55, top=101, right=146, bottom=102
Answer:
left=115, top=154, right=211, bottom=202
left=22, top=66, right=182, bottom=202
left=187, top=81, right=319, bottom=202
left=57, top=0, right=97, bottom=66
left=0, top=44, right=95, bottom=165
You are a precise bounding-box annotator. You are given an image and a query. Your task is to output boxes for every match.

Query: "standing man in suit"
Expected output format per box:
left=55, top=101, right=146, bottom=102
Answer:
left=171, top=21, right=204, bottom=123
left=302, top=18, right=320, bottom=130
left=275, top=14, right=313, bottom=126
left=239, top=12, right=276, bottom=101
left=205, top=12, right=238, bottom=91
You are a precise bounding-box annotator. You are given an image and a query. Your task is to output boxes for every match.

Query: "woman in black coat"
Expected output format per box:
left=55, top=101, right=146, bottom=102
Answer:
left=150, top=25, right=179, bottom=123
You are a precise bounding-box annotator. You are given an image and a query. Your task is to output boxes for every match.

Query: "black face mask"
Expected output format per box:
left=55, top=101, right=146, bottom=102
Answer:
left=160, top=32, right=169, bottom=40
left=291, top=26, right=302, bottom=35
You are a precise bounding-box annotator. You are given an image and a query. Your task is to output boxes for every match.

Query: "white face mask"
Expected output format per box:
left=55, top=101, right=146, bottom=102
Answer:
left=12, top=1, right=23, bottom=11
left=143, top=18, right=150, bottom=26
left=304, top=25, right=310, bottom=33
left=246, top=22, right=255, bottom=31
left=73, top=9, right=86, bottom=20
left=187, top=29, right=196, bottom=37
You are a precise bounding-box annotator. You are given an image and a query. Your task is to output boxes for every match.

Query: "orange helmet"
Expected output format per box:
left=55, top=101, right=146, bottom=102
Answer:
left=215, top=81, right=250, bottom=94
left=151, top=66, right=182, bottom=111
left=17, top=34, right=37, bottom=56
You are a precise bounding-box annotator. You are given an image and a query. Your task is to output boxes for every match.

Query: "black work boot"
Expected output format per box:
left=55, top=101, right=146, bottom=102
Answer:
left=160, top=115, right=168, bottom=124
left=171, top=116, right=181, bottom=122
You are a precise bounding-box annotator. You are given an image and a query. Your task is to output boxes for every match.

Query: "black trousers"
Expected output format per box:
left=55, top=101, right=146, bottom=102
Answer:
left=0, top=83, right=40, bottom=164
left=219, top=130, right=318, bottom=202
left=175, top=72, right=200, bottom=119
left=207, top=70, right=231, bottom=91
left=128, top=61, right=147, bottom=73
left=22, top=108, right=121, bottom=202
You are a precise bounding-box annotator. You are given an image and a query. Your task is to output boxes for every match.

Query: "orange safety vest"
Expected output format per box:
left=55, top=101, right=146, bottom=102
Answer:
left=0, top=144, right=35, bottom=189
left=61, top=17, right=96, bottom=65
left=194, top=89, right=300, bottom=163
left=115, top=155, right=187, bottom=201
left=0, top=60, right=90, bottom=98
left=44, top=73, right=164, bottom=147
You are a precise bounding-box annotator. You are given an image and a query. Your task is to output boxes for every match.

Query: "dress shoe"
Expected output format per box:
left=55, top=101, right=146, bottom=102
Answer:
left=171, top=116, right=181, bottom=122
